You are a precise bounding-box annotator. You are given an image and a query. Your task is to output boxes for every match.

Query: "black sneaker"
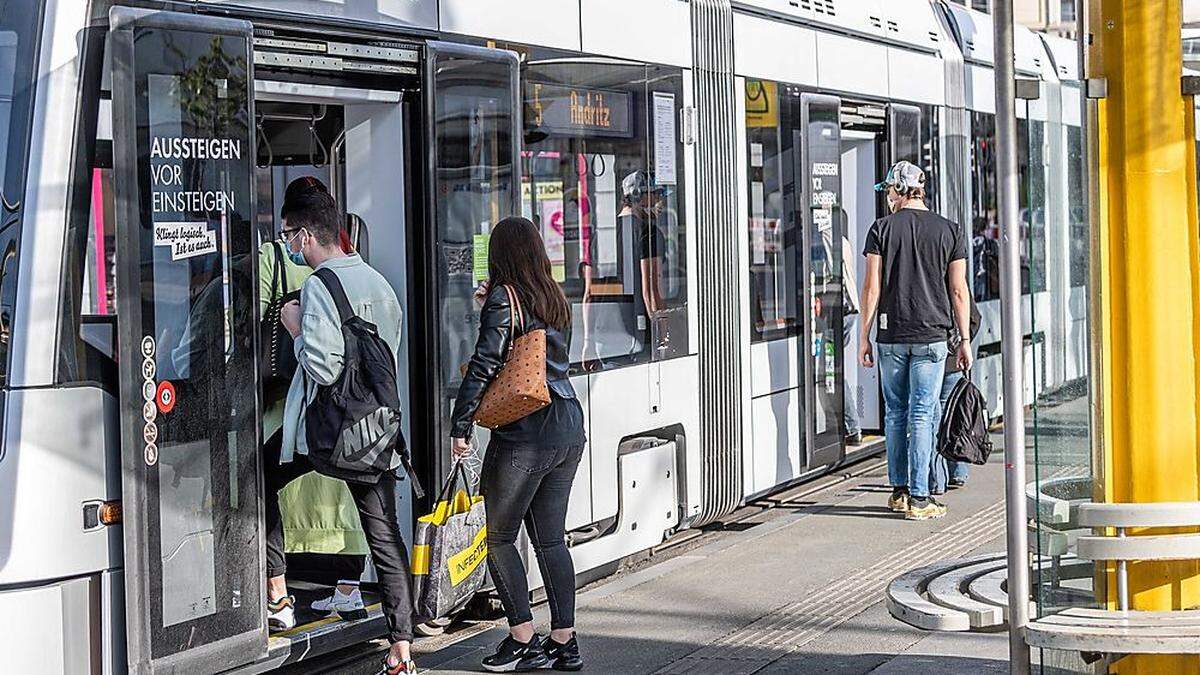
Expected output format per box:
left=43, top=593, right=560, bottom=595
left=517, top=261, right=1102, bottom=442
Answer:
left=846, top=431, right=863, bottom=446
left=949, top=477, right=967, bottom=488
left=481, top=635, right=549, bottom=672
left=543, top=633, right=583, bottom=671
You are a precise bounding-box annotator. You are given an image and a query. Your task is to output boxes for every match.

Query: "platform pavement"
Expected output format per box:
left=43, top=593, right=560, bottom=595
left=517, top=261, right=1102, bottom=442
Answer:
left=317, top=394, right=1093, bottom=674
left=409, top=442, right=1017, bottom=674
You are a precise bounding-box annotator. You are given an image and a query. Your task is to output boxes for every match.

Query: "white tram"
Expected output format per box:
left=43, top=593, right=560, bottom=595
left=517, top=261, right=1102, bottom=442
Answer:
left=0, top=1, right=1086, bottom=672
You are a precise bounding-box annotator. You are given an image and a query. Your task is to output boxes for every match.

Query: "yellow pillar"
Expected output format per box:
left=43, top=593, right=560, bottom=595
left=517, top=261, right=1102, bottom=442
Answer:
left=1092, top=0, right=1200, bottom=672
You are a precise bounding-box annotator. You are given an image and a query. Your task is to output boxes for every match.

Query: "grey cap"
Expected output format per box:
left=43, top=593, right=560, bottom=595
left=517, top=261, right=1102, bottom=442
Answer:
left=874, top=160, right=926, bottom=193
left=621, top=169, right=667, bottom=200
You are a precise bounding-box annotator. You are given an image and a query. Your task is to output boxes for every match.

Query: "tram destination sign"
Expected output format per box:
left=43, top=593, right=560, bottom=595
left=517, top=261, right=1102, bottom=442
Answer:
left=527, top=83, right=633, bottom=138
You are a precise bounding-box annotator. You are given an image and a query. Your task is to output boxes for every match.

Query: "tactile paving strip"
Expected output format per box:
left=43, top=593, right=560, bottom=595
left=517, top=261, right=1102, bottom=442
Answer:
left=654, top=500, right=1007, bottom=675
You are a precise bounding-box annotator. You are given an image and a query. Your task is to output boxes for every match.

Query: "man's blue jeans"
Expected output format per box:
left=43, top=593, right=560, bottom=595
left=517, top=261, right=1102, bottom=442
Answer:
left=878, top=342, right=949, bottom=499
left=929, top=370, right=971, bottom=494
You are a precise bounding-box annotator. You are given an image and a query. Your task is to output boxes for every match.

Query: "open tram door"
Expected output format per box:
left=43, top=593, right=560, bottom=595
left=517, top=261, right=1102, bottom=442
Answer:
left=794, top=93, right=845, bottom=468
left=419, top=41, right=521, bottom=485
left=108, top=7, right=267, bottom=673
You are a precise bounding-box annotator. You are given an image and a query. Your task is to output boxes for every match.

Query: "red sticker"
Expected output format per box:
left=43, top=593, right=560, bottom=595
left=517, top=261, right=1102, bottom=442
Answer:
left=156, top=381, right=176, bottom=414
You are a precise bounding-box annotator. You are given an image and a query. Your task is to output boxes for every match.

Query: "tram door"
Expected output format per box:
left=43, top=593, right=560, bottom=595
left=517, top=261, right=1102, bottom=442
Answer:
left=795, top=94, right=845, bottom=468
left=423, top=42, right=521, bottom=483
left=109, top=8, right=267, bottom=673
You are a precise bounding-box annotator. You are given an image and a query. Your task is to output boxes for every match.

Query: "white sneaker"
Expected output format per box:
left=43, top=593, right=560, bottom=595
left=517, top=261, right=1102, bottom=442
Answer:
left=311, top=583, right=368, bottom=621
left=267, top=595, right=296, bottom=632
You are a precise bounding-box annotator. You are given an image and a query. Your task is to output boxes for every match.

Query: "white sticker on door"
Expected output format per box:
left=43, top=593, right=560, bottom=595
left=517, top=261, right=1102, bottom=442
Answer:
left=170, top=229, right=218, bottom=261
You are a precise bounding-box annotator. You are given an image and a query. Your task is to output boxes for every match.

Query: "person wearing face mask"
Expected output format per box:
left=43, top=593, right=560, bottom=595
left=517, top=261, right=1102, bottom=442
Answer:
left=264, top=189, right=417, bottom=674
left=259, top=177, right=373, bottom=631
left=858, top=161, right=972, bottom=521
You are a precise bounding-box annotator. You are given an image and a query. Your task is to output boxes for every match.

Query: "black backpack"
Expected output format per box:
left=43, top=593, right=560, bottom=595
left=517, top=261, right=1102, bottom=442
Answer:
left=936, top=374, right=993, bottom=465
left=304, top=268, right=423, bottom=497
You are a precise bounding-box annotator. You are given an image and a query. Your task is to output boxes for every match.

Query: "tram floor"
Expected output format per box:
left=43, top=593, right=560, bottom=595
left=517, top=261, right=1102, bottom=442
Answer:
left=285, top=432, right=1034, bottom=675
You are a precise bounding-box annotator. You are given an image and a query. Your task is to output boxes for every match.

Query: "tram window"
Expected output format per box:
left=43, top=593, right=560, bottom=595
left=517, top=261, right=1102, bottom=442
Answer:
left=921, top=105, right=940, bottom=212
left=1025, top=120, right=1047, bottom=294
left=520, top=60, right=689, bottom=370
left=1067, top=126, right=1087, bottom=287
left=970, top=112, right=1040, bottom=301
left=744, top=79, right=797, bottom=343
left=0, top=1, right=43, bottom=385
left=970, top=113, right=1000, bottom=302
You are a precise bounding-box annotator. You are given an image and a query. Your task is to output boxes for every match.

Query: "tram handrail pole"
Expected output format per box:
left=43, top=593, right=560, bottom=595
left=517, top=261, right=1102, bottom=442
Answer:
left=992, top=0, right=1032, bottom=673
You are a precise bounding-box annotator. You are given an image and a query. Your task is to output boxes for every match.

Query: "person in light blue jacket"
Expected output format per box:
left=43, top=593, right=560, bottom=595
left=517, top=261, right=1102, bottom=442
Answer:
left=263, top=190, right=417, bottom=675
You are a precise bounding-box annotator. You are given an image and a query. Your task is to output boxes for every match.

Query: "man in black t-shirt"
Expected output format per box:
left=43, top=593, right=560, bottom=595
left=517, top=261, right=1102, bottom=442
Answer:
left=859, top=161, right=972, bottom=521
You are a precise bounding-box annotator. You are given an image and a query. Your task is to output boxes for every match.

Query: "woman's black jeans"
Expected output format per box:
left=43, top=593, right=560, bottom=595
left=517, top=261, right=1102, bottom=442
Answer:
left=481, top=441, right=585, bottom=630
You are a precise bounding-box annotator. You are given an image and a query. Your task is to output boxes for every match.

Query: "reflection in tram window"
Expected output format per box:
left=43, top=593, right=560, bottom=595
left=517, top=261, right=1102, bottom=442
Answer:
left=745, top=79, right=796, bottom=343
left=1025, top=120, right=1048, bottom=295
left=970, top=113, right=1043, bottom=301
left=1067, top=126, right=1088, bottom=287
left=519, top=60, right=689, bottom=370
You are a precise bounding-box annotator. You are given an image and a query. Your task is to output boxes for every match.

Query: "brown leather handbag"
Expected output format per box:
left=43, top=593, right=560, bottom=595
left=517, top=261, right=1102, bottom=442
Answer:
left=472, top=285, right=551, bottom=429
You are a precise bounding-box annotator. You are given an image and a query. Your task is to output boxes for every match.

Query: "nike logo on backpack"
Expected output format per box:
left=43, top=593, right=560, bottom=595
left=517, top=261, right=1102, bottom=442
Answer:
left=338, top=407, right=399, bottom=467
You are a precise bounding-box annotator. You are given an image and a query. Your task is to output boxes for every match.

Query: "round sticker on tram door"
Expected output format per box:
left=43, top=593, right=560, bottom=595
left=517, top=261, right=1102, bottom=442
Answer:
left=144, top=442, right=158, bottom=467
left=142, top=380, right=157, bottom=402
left=142, top=399, right=157, bottom=423
left=141, top=357, right=156, bottom=381
left=156, top=381, right=176, bottom=415
left=143, top=422, right=158, bottom=445
left=140, top=335, right=155, bottom=358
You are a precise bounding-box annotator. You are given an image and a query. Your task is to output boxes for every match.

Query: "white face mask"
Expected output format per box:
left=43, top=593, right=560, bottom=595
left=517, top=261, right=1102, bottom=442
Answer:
left=887, top=193, right=901, bottom=213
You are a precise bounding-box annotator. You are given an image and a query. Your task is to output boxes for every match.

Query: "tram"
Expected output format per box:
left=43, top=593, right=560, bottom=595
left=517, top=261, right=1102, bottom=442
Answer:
left=0, top=0, right=1086, bottom=673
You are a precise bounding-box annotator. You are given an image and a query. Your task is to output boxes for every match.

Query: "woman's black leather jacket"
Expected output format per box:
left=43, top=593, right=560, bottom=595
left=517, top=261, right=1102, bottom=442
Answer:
left=449, top=284, right=575, bottom=438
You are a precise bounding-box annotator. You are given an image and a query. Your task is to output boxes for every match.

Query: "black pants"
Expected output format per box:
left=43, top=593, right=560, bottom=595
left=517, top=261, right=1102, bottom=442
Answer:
left=481, top=442, right=584, bottom=630
left=263, top=431, right=414, bottom=643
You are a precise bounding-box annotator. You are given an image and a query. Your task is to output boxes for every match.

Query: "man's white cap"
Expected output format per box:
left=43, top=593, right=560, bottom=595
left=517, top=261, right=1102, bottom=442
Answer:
left=874, top=160, right=926, bottom=193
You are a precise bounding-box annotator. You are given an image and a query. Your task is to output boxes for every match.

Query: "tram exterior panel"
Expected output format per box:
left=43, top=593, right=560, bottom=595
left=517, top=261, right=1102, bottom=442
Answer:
left=0, top=1, right=1090, bottom=673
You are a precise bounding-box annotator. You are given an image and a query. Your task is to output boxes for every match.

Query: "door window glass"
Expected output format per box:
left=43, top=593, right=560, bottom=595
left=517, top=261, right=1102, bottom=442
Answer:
left=745, top=79, right=797, bottom=343
left=802, top=95, right=844, bottom=460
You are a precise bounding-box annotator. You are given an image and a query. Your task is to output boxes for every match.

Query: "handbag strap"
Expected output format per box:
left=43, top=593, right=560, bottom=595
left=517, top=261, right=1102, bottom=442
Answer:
left=273, top=240, right=290, bottom=296
left=266, top=241, right=282, bottom=308
left=502, top=284, right=527, bottom=340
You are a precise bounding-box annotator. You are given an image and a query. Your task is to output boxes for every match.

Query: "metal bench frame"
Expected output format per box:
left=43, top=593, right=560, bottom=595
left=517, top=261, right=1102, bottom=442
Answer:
left=1023, top=501, right=1200, bottom=656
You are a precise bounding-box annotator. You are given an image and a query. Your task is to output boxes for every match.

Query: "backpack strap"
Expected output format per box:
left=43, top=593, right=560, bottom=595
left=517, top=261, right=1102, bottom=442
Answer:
left=313, top=267, right=355, bottom=326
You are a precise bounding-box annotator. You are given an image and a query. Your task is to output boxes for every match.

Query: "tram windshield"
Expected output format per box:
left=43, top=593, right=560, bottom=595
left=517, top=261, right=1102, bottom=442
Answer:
left=0, top=0, right=41, bottom=385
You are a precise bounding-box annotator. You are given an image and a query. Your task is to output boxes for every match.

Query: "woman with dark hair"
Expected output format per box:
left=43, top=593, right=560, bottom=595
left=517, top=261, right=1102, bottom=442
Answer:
left=450, top=216, right=586, bottom=672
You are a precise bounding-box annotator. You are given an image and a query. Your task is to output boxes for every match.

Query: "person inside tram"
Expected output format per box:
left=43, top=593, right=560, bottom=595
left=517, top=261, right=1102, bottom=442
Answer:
left=260, top=177, right=372, bottom=622
left=859, top=160, right=972, bottom=522
left=265, top=190, right=418, bottom=674
left=577, top=169, right=670, bottom=365
left=451, top=216, right=586, bottom=672
left=972, top=215, right=1000, bottom=299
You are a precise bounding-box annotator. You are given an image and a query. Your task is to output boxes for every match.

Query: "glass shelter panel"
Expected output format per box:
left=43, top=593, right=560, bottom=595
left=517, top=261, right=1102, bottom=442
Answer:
left=109, top=9, right=265, bottom=672
left=1026, top=109, right=1096, bottom=674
